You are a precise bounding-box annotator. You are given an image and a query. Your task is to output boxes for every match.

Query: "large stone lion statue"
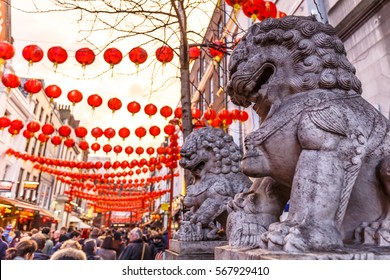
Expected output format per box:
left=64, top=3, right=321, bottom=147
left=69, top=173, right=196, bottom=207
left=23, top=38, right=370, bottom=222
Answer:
left=226, top=16, right=390, bottom=252
left=175, top=127, right=252, bottom=241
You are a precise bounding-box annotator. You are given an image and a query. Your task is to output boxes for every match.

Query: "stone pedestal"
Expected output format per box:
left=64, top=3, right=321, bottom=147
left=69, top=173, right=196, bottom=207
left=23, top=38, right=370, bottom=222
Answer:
left=165, top=239, right=228, bottom=260
left=215, top=244, right=390, bottom=260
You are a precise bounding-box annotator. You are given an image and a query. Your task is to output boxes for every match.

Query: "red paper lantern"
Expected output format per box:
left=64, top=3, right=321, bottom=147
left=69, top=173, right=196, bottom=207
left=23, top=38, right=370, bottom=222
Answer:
left=113, top=145, right=123, bottom=155
left=45, top=85, right=62, bottom=103
left=160, top=106, right=173, bottom=119
left=75, top=127, right=88, bottom=138
left=22, top=45, right=44, bottom=66
left=64, top=138, right=75, bottom=148
left=47, top=46, right=68, bottom=69
left=91, top=127, right=103, bottom=140
left=135, top=127, right=147, bottom=139
left=174, top=107, right=182, bottom=118
left=125, top=146, right=134, bottom=156
left=0, top=41, right=15, bottom=64
left=104, top=127, right=116, bottom=141
left=10, top=119, right=24, bottom=131
left=103, top=144, right=112, bottom=154
left=211, top=118, right=222, bottom=128
left=42, top=124, right=55, bottom=135
left=75, top=48, right=95, bottom=68
left=78, top=140, right=89, bottom=151
left=257, top=1, right=277, bottom=21
left=23, top=129, right=34, bottom=140
left=0, top=116, right=11, bottom=130
left=23, top=79, right=42, bottom=96
left=67, top=90, right=83, bottom=106
left=94, top=161, right=103, bottom=169
left=276, top=10, right=287, bottom=18
left=129, top=47, right=148, bottom=66
left=194, top=119, right=206, bottom=130
left=26, top=121, right=41, bottom=133
left=164, top=124, right=175, bottom=136
left=146, top=147, right=155, bottom=156
left=225, top=0, right=244, bottom=10
left=135, top=147, right=144, bottom=156
left=127, top=101, right=141, bottom=116
left=103, top=48, right=123, bottom=68
left=144, top=103, right=157, bottom=118
left=189, top=46, right=200, bottom=62
left=1, top=73, right=21, bottom=92
left=91, top=142, right=101, bottom=153
left=87, top=94, right=103, bottom=111
left=155, top=46, right=174, bottom=64
left=239, top=110, right=249, bottom=122
left=203, top=108, right=217, bottom=124
left=51, top=136, right=62, bottom=146
left=209, top=40, right=226, bottom=63
left=8, top=127, right=20, bottom=136
left=149, top=126, right=161, bottom=138
left=118, top=127, right=130, bottom=141
left=157, top=146, right=165, bottom=155
left=107, top=97, right=122, bottom=113
left=191, top=107, right=201, bottom=119
left=58, top=125, right=72, bottom=138
left=38, top=133, right=49, bottom=144
left=242, top=0, right=266, bottom=21
left=218, top=108, right=231, bottom=122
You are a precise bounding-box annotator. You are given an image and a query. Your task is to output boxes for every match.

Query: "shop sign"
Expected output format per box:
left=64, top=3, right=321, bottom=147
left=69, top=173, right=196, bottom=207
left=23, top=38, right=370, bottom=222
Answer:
left=0, top=180, right=13, bottom=192
left=23, top=181, right=39, bottom=190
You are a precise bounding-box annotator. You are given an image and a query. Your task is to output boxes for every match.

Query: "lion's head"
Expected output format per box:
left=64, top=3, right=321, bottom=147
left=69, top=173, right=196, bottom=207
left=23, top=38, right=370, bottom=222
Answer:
left=226, top=16, right=362, bottom=121
left=179, top=127, right=242, bottom=177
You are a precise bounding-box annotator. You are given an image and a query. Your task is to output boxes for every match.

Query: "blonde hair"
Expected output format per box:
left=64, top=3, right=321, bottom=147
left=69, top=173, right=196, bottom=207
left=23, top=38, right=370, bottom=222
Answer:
left=60, top=239, right=82, bottom=250
left=50, top=248, right=87, bottom=260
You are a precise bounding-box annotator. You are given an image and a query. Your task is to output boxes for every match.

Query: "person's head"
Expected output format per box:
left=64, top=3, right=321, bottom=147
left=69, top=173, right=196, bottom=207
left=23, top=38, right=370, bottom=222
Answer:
left=101, top=236, right=113, bottom=250
left=60, top=239, right=82, bottom=250
left=83, top=239, right=97, bottom=255
left=129, top=227, right=143, bottom=242
left=80, top=229, right=89, bottom=239
left=152, top=234, right=163, bottom=244
left=30, top=228, right=39, bottom=235
left=70, top=230, right=81, bottom=240
left=113, top=231, right=122, bottom=241
left=50, top=248, right=87, bottom=260
left=41, top=227, right=50, bottom=235
left=5, top=248, right=17, bottom=260
left=31, top=233, right=46, bottom=251
left=60, top=227, right=67, bottom=235
left=67, top=225, right=74, bottom=233
left=53, top=230, right=61, bottom=240
left=90, top=228, right=100, bottom=238
left=15, top=239, right=37, bottom=260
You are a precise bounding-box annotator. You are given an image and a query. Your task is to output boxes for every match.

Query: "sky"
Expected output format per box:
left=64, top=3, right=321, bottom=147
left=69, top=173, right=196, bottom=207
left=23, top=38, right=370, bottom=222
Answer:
left=9, top=0, right=216, bottom=159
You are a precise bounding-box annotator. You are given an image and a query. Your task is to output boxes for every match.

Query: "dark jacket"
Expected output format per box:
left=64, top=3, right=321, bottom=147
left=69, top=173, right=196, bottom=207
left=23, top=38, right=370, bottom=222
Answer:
left=149, top=241, right=165, bottom=259
left=118, top=239, right=153, bottom=260
left=33, top=250, right=50, bottom=260
left=86, top=253, right=103, bottom=260
left=0, top=239, right=8, bottom=260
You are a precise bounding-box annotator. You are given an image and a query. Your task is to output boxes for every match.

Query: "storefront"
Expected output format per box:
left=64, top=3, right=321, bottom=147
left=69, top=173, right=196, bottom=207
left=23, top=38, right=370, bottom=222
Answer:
left=0, top=196, right=58, bottom=231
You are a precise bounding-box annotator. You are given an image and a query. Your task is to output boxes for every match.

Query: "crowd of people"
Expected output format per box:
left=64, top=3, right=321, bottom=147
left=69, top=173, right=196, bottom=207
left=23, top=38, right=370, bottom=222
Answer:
left=0, top=224, right=167, bottom=260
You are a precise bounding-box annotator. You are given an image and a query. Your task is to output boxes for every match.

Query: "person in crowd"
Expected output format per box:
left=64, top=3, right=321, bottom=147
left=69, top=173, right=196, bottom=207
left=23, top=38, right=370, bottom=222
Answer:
left=59, top=226, right=68, bottom=242
left=64, top=226, right=74, bottom=240
left=31, top=233, right=50, bottom=260
left=118, top=227, right=152, bottom=260
left=0, top=228, right=9, bottom=260
left=89, top=228, right=102, bottom=247
left=60, top=239, right=82, bottom=250
left=2, top=224, right=14, bottom=245
left=96, top=236, right=117, bottom=260
left=69, top=230, right=81, bottom=243
left=6, top=239, right=37, bottom=260
left=82, top=238, right=103, bottom=260
left=9, top=230, right=21, bottom=248
left=41, top=227, right=54, bottom=255
left=51, top=230, right=61, bottom=247
left=30, top=228, right=39, bottom=235
left=149, top=234, right=165, bottom=259
left=112, top=230, right=125, bottom=257
left=79, top=229, right=89, bottom=246
left=50, top=248, right=87, bottom=260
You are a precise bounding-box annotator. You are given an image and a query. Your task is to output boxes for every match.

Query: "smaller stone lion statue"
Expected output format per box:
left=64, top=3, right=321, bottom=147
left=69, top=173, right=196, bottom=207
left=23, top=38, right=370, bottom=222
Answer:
left=175, top=127, right=252, bottom=241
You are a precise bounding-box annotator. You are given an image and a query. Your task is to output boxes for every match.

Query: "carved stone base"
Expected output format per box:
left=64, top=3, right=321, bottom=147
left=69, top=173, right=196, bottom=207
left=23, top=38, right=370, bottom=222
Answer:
left=215, top=244, right=390, bottom=260
left=165, top=239, right=228, bottom=260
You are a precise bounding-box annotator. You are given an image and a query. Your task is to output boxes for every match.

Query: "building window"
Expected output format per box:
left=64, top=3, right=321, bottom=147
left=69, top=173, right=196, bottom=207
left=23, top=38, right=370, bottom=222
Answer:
left=38, top=107, right=44, bottom=122
left=15, top=168, right=25, bottom=199
left=33, top=102, right=39, bottom=115
left=2, top=165, right=10, bottom=180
